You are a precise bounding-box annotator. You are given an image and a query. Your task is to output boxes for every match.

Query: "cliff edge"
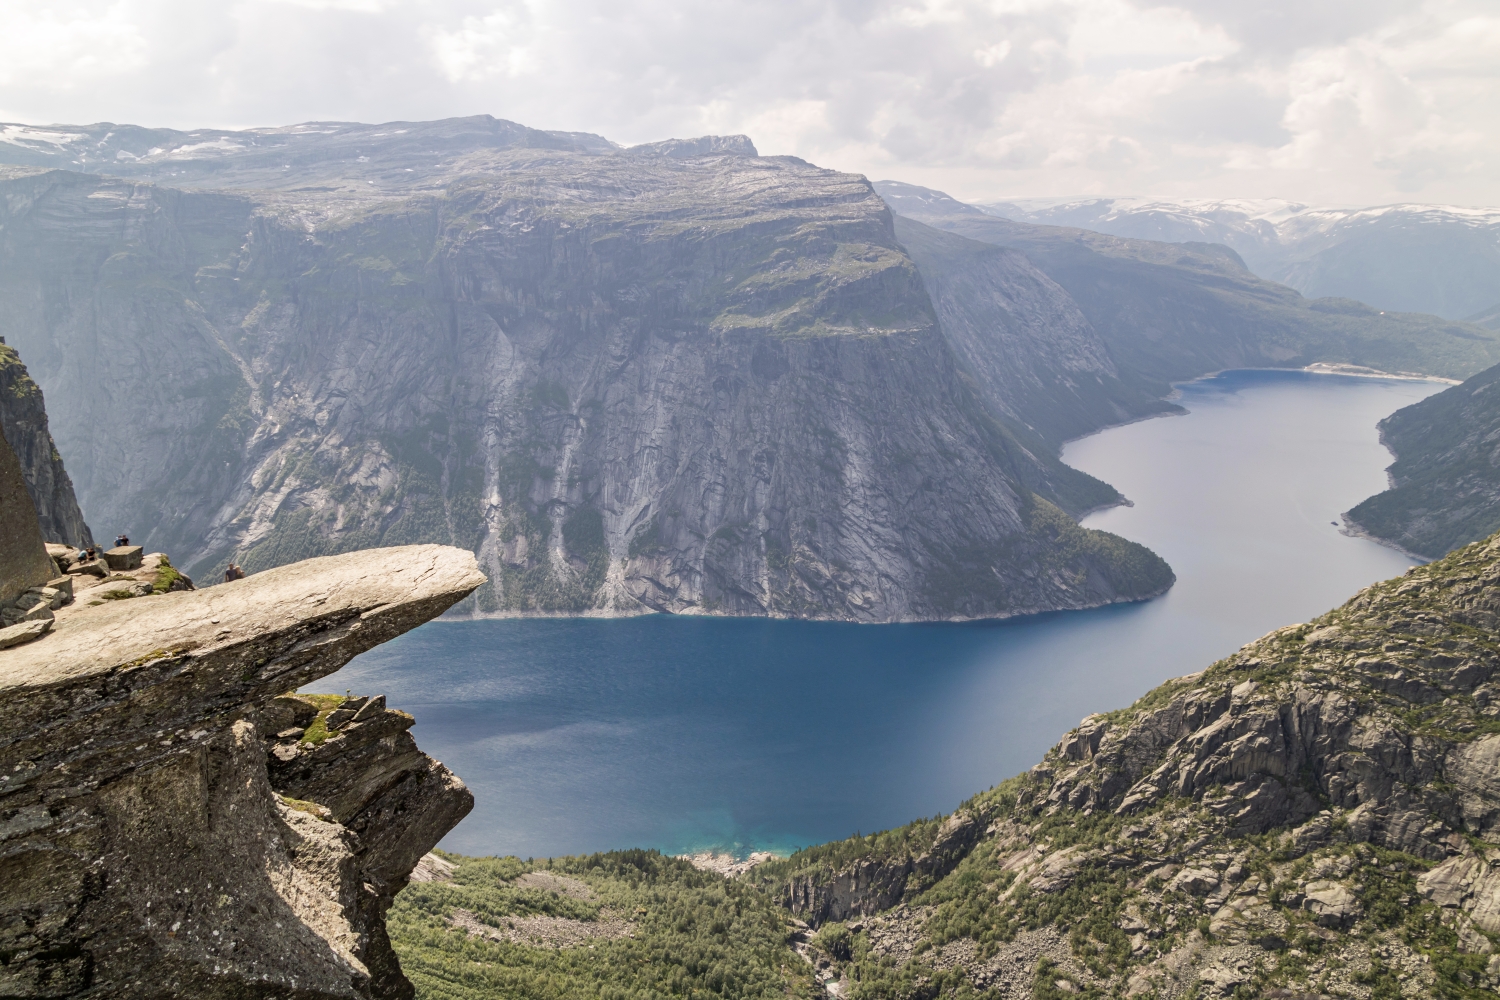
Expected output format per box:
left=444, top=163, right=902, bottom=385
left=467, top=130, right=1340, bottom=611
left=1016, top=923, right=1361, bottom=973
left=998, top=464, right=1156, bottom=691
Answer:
left=0, top=338, right=92, bottom=548
left=0, top=544, right=485, bottom=999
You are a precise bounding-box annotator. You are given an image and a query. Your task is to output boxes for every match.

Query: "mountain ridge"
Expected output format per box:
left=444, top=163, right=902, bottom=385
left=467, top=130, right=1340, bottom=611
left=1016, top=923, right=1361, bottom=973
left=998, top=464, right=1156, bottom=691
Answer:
left=0, top=139, right=1171, bottom=622
left=957, top=192, right=1500, bottom=321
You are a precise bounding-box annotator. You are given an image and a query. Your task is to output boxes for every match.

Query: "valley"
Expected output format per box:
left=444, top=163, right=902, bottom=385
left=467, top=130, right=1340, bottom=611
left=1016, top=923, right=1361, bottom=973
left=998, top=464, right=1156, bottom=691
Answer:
left=2, top=116, right=1495, bottom=626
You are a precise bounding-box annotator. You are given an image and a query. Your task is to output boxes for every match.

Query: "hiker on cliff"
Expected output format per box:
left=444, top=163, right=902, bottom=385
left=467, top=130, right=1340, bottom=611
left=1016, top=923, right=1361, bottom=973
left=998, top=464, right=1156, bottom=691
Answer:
left=224, top=563, right=245, bottom=583
left=114, top=533, right=129, bottom=548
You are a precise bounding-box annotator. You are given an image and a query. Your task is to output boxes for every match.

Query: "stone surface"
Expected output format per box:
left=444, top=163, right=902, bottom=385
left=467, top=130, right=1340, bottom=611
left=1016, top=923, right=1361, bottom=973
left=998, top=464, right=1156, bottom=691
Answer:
left=0, top=544, right=485, bottom=999
left=104, top=544, right=143, bottom=570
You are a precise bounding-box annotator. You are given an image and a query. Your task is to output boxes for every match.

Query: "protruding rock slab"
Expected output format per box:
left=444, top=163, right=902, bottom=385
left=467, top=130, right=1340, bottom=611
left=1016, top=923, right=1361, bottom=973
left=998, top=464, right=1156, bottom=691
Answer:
left=0, top=544, right=485, bottom=1000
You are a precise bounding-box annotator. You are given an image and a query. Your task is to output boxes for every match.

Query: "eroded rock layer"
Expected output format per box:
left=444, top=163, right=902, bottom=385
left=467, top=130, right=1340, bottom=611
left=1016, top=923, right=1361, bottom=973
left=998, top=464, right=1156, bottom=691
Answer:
left=757, top=533, right=1500, bottom=998
left=0, top=545, right=484, bottom=999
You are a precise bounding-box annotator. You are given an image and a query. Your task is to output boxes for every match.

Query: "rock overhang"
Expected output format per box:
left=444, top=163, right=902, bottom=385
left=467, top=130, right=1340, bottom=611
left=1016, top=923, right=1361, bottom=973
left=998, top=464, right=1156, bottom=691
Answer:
left=0, top=545, right=485, bottom=761
left=0, top=544, right=483, bottom=693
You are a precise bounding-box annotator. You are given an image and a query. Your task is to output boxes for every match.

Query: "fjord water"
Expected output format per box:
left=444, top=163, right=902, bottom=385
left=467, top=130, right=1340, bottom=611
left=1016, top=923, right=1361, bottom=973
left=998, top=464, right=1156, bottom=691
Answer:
left=325, top=369, right=1442, bottom=859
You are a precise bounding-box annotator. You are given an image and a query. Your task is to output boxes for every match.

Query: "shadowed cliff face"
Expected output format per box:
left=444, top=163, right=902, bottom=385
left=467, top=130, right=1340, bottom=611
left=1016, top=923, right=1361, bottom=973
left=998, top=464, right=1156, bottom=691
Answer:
left=0, top=545, right=484, bottom=999
left=0, top=133, right=1170, bottom=621
left=1346, top=361, right=1500, bottom=558
left=0, top=340, right=92, bottom=548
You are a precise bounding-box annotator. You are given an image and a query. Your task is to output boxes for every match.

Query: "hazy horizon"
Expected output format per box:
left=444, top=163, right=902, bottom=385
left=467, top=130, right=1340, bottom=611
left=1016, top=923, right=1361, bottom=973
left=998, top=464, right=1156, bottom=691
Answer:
left=0, top=0, right=1494, bottom=209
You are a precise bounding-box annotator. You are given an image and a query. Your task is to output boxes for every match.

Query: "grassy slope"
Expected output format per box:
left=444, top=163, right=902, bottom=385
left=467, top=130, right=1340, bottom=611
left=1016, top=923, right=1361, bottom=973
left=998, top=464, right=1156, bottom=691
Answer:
left=745, top=538, right=1500, bottom=1000
left=388, top=851, right=818, bottom=1000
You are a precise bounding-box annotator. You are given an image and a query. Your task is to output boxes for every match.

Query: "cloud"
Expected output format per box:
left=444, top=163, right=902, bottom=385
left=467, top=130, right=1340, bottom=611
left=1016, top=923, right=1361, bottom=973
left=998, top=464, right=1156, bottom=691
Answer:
left=0, top=0, right=1493, bottom=206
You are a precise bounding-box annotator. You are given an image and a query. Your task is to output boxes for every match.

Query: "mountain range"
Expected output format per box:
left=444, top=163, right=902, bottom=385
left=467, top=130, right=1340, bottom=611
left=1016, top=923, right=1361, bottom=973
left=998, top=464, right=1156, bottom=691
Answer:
left=2, top=116, right=1497, bottom=621
left=963, top=194, right=1500, bottom=324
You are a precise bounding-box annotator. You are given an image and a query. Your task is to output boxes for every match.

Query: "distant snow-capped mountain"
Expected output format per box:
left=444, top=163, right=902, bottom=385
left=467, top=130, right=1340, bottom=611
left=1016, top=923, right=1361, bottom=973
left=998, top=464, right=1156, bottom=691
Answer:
left=968, top=196, right=1500, bottom=321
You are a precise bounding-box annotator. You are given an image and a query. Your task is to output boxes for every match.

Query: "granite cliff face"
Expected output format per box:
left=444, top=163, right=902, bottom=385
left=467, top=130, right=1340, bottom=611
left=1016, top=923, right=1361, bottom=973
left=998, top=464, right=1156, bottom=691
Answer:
left=757, top=533, right=1500, bottom=998
left=0, top=339, right=92, bottom=548
left=0, top=120, right=1170, bottom=622
left=890, top=217, right=1177, bottom=448
left=1346, top=361, right=1500, bottom=559
left=0, top=544, right=484, bottom=998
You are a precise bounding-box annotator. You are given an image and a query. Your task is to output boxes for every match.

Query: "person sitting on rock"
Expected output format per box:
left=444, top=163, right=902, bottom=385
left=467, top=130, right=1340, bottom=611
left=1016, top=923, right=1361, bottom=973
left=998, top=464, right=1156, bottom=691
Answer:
left=114, top=533, right=129, bottom=548
left=224, top=562, right=246, bottom=583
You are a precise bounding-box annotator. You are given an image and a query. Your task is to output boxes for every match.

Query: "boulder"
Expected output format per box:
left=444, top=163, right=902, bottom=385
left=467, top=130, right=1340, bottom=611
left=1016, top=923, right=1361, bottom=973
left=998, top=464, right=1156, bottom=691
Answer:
left=104, top=544, right=143, bottom=570
left=0, top=618, right=51, bottom=649
left=45, top=543, right=79, bottom=569
left=4, top=599, right=54, bottom=624
left=1169, top=867, right=1221, bottom=896
left=24, top=585, right=66, bottom=610
left=68, top=557, right=109, bottom=578
left=1302, top=881, right=1360, bottom=928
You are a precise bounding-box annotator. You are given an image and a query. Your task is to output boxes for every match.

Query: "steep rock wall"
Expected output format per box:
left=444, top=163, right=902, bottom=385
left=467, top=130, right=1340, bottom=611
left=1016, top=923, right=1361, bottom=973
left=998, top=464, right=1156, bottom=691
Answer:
left=0, top=153, right=1169, bottom=622
left=893, top=216, right=1178, bottom=447
left=0, top=339, right=92, bottom=547
left=0, top=414, right=55, bottom=604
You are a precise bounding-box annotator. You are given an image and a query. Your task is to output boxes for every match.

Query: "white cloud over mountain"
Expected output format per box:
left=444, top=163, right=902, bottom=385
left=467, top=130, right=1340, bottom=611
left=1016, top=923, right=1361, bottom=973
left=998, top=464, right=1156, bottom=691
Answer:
left=0, top=0, right=1494, bottom=205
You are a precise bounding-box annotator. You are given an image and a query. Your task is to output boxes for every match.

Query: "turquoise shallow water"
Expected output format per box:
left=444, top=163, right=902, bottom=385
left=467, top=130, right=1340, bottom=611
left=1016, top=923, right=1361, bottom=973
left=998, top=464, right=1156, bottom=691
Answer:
left=323, top=369, right=1443, bottom=859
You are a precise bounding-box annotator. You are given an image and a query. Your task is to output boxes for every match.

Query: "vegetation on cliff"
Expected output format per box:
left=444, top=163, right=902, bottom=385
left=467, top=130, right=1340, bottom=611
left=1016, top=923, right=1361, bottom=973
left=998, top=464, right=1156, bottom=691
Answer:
left=1347, top=361, right=1500, bottom=558
left=388, top=851, right=818, bottom=1000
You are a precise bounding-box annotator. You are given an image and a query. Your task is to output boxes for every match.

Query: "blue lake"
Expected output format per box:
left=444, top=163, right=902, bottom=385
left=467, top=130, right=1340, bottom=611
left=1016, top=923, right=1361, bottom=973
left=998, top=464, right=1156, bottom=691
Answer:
left=323, top=369, right=1443, bottom=859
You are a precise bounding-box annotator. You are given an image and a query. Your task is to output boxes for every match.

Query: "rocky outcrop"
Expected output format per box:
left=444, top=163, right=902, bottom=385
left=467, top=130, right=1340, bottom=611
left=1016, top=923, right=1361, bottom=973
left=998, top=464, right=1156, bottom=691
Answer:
left=0, top=339, right=92, bottom=548
left=1346, top=359, right=1500, bottom=558
left=0, top=416, right=56, bottom=606
left=0, top=544, right=484, bottom=998
left=781, top=810, right=984, bottom=925
left=0, top=127, right=1170, bottom=623
left=765, top=533, right=1500, bottom=998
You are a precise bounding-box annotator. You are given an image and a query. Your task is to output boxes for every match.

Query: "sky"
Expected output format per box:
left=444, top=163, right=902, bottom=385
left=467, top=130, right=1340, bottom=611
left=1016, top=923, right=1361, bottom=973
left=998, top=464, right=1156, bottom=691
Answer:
left=0, top=0, right=1495, bottom=207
